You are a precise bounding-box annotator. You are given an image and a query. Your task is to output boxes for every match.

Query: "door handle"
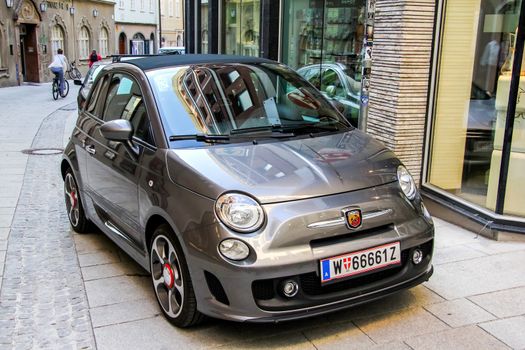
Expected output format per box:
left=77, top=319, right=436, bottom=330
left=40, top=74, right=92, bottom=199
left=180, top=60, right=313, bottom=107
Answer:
left=85, top=144, right=96, bottom=155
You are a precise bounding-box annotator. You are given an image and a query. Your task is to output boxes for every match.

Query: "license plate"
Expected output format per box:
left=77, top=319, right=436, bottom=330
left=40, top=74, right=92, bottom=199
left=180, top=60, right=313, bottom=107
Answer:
left=320, top=242, right=401, bottom=283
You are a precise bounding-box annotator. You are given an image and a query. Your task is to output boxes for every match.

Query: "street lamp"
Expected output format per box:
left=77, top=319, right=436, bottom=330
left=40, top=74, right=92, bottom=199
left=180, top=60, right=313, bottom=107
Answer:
left=5, top=0, right=14, bottom=8
left=69, top=6, right=75, bottom=15
left=39, top=1, right=47, bottom=12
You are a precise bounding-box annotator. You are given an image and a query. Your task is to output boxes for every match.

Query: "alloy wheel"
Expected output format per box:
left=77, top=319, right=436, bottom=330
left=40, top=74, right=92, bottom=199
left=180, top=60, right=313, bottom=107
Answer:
left=64, top=172, right=80, bottom=227
left=151, top=234, right=185, bottom=318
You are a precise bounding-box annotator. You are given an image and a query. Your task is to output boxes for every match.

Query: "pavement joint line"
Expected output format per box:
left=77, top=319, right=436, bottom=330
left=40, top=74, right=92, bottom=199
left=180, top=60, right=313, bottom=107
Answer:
left=300, top=330, right=319, bottom=350
left=475, top=324, right=513, bottom=349
left=465, top=297, right=505, bottom=319
left=92, top=314, right=160, bottom=329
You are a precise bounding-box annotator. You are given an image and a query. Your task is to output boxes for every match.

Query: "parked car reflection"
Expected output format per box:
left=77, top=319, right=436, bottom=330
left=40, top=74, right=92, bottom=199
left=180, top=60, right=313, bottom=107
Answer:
left=297, top=63, right=361, bottom=126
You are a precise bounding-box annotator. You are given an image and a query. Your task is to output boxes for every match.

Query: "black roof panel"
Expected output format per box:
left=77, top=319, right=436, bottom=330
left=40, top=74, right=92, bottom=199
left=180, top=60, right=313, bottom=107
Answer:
left=123, top=54, right=274, bottom=71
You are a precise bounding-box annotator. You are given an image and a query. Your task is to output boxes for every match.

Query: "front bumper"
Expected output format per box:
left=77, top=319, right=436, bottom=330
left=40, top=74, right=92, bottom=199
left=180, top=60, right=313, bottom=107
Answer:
left=181, top=183, right=434, bottom=322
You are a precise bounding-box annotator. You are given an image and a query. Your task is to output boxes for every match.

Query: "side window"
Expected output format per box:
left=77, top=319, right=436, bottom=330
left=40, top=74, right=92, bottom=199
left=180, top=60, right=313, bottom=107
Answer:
left=102, top=73, right=155, bottom=145
left=86, top=76, right=105, bottom=114
left=303, top=68, right=321, bottom=89
left=321, top=69, right=345, bottom=98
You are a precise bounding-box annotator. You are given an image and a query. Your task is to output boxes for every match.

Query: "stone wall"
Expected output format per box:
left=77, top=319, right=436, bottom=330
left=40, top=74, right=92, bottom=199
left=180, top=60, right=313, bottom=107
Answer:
left=366, top=0, right=436, bottom=184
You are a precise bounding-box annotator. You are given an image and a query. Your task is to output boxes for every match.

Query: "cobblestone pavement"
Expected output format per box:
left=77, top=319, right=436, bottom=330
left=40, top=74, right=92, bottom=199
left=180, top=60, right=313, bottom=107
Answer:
left=0, top=100, right=95, bottom=349
left=1, top=84, right=525, bottom=349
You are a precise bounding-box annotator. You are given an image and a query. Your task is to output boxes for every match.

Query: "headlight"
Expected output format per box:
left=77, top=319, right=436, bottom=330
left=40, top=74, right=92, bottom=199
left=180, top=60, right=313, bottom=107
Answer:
left=219, top=239, right=250, bottom=260
left=215, top=193, right=265, bottom=232
left=397, top=165, right=417, bottom=200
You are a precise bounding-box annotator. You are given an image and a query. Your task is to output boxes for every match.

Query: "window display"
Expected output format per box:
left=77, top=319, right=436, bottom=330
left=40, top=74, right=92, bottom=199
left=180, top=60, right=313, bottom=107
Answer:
left=428, top=0, right=523, bottom=217
left=223, top=0, right=260, bottom=56
left=282, top=0, right=366, bottom=127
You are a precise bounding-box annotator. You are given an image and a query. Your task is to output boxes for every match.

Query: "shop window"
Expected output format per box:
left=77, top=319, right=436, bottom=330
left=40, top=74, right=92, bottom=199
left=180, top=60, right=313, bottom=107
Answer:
left=202, top=30, right=209, bottom=54
left=428, top=0, right=523, bottom=216
left=169, top=0, right=173, bottom=16
left=51, top=25, right=65, bottom=56
left=119, top=0, right=124, bottom=9
left=99, top=28, right=109, bottom=58
left=131, top=0, right=135, bottom=10
left=175, top=0, right=180, bottom=17
left=282, top=0, right=365, bottom=127
left=78, top=26, right=90, bottom=60
left=0, top=28, right=4, bottom=68
left=223, top=0, right=260, bottom=56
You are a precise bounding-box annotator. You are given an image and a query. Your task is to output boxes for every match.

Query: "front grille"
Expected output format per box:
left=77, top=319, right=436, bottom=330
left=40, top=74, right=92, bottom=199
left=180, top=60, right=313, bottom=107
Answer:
left=300, top=260, right=405, bottom=296
left=310, top=224, right=393, bottom=248
left=252, top=279, right=275, bottom=300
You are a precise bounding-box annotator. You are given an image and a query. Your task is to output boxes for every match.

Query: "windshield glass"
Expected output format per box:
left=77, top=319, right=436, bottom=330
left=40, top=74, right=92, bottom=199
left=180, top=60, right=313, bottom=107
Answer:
left=148, top=62, right=352, bottom=144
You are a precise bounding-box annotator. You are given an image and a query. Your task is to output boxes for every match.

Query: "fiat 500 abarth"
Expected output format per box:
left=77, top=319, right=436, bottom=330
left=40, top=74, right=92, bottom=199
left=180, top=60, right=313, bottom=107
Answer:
left=62, top=55, right=434, bottom=327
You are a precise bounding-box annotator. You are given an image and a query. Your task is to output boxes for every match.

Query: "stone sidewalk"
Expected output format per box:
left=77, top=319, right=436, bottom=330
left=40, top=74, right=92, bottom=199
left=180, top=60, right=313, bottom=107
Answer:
left=1, top=84, right=525, bottom=349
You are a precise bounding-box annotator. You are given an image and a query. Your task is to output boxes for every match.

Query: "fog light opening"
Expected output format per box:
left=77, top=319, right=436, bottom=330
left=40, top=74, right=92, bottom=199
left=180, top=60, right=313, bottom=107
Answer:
left=412, top=248, right=423, bottom=265
left=281, top=280, right=299, bottom=298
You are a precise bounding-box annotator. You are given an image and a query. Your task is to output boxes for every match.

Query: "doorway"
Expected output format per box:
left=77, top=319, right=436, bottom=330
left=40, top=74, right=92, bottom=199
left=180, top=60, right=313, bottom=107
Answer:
left=118, top=32, right=127, bottom=54
left=19, top=24, right=39, bottom=82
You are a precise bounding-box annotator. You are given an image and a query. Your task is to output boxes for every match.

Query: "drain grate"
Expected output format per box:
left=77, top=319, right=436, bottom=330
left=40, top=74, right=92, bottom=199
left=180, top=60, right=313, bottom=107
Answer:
left=22, top=148, right=64, bottom=155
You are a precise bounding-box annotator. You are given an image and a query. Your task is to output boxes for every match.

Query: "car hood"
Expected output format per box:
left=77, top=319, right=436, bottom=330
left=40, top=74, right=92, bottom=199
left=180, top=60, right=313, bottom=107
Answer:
left=166, top=130, right=400, bottom=204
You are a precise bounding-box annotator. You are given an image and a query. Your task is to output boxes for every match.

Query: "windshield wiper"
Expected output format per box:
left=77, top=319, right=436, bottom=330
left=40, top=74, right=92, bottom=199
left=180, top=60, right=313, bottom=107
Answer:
left=229, top=125, right=295, bottom=138
left=169, top=134, right=230, bottom=143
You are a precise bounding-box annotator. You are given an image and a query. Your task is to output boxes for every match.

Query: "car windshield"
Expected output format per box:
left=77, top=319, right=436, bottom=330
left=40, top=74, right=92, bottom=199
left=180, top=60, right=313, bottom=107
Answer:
left=147, top=62, right=352, bottom=144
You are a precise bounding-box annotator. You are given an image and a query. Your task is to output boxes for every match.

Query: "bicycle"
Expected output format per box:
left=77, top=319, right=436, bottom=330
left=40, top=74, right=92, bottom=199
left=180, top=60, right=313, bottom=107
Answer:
left=52, top=72, right=69, bottom=100
left=66, top=60, right=82, bottom=80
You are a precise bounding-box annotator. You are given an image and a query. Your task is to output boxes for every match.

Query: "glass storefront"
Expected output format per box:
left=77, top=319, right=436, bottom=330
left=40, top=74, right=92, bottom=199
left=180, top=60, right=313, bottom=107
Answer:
left=281, top=0, right=366, bottom=126
left=223, top=0, right=260, bottom=56
left=428, top=0, right=524, bottom=218
left=201, top=0, right=209, bottom=53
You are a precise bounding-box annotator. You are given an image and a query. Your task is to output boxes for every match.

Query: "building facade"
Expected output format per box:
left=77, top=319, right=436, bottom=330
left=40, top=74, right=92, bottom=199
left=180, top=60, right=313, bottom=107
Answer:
left=160, top=0, right=184, bottom=48
left=0, top=0, right=115, bottom=87
left=114, top=0, right=158, bottom=54
left=184, top=0, right=525, bottom=236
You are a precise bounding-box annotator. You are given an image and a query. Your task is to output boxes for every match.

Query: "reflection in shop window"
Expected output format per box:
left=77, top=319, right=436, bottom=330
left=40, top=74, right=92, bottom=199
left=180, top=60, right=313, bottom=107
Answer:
left=429, top=0, right=523, bottom=216
left=51, top=25, right=65, bottom=55
left=78, top=26, right=90, bottom=60
left=223, top=0, right=260, bottom=56
left=282, top=0, right=365, bottom=127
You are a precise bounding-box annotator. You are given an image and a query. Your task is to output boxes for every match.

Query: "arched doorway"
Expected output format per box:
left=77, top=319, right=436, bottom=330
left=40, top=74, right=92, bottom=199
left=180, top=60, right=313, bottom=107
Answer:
left=15, top=0, right=42, bottom=82
left=150, top=33, right=155, bottom=54
left=118, top=32, right=127, bottom=54
left=131, top=33, right=145, bottom=55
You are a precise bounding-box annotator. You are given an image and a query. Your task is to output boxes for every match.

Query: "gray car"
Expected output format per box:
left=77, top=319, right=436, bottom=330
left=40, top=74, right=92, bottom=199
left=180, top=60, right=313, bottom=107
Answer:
left=62, top=55, right=434, bottom=327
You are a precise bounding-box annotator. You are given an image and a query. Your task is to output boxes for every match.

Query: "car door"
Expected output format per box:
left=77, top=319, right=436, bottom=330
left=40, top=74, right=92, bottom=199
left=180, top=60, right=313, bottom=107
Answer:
left=85, top=72, right=153, bottom=247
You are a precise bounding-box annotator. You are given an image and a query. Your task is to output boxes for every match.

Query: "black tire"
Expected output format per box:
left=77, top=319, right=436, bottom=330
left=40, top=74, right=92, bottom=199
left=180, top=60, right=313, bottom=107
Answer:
left=61, top=80, right=70, bottom=98
left=64, top=168, right=91, bottom=233
left=52, top=80, right=59, bottom=100
left=150, top=224, right=205, bottom=328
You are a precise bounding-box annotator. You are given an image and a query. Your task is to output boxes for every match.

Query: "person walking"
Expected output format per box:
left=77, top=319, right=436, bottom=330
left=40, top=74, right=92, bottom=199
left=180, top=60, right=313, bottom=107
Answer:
left=88, top=50, right=102, bottom=68
left=48, top=48, right=68, bottom=97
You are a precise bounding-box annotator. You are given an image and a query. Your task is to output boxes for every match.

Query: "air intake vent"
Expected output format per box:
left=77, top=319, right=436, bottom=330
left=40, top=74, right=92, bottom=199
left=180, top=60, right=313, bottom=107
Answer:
left=204, top=271, right=230, bottom=305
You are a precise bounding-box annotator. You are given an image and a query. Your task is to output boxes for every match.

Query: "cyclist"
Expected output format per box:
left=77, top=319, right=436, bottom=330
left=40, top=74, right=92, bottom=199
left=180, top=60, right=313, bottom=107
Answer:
left=48, top=48, right=68, bottom=97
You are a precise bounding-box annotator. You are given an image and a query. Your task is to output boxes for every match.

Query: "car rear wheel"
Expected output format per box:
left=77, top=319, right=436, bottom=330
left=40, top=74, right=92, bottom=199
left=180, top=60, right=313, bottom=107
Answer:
left=150, top=224, right=204, bottom=327
left=64, top=168, right=91, bottom=233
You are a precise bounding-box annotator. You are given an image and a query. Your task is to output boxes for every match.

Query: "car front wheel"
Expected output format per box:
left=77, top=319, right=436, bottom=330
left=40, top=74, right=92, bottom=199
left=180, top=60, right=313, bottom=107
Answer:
left=150, top=224, right=204, bottom=327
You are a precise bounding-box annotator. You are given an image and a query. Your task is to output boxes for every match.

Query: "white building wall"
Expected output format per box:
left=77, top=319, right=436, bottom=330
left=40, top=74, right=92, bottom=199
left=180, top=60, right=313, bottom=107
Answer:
left=115, top=0, right=157, bottom=25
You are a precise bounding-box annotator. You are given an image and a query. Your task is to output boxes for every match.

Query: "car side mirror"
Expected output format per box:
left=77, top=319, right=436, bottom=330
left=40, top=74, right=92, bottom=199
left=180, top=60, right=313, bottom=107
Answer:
left=100, top=119, right=139, bottom=160
left=73, top=79, right=83, bottom=86
left=100, top=119, right=133, bottom=141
